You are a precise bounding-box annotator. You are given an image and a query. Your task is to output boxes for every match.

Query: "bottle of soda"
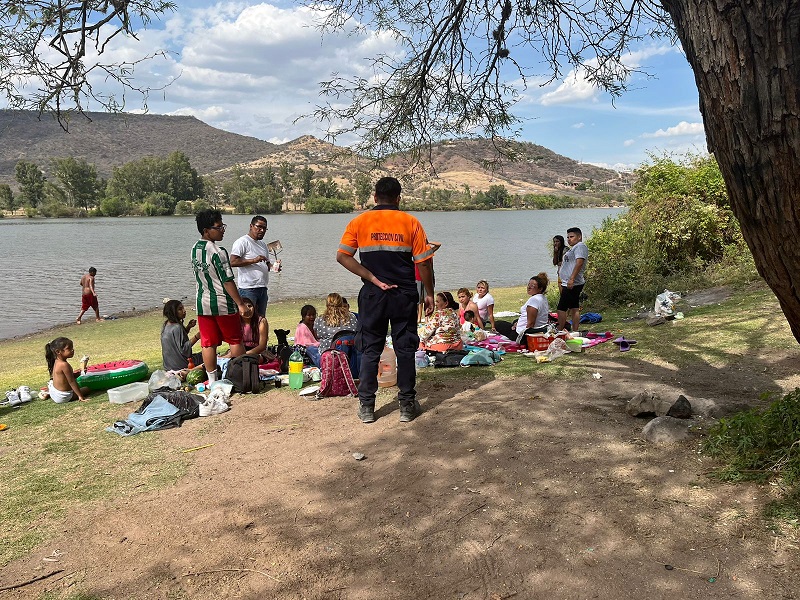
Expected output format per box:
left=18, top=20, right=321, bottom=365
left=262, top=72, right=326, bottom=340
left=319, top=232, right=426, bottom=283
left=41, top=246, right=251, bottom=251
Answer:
left=288, top=349, right=304, bottom=389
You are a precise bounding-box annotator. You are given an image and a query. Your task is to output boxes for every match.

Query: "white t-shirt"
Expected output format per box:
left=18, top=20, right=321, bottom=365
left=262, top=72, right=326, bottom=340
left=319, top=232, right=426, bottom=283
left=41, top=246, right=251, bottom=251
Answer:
left=231, top=234, right=270, bottom=289
left=516, top=294, right=550, bottom=333
left=472, top=292, right=495, bottom=321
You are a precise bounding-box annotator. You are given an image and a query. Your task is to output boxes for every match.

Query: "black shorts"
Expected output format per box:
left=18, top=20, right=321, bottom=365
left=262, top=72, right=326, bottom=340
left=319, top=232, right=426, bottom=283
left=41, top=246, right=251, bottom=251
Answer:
left=557, top=284, right=584, bottom=311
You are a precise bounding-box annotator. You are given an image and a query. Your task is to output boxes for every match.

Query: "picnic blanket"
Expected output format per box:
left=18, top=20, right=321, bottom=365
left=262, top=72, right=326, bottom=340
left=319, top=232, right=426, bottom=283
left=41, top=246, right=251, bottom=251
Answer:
left=467, top=333, right=525, bottom=353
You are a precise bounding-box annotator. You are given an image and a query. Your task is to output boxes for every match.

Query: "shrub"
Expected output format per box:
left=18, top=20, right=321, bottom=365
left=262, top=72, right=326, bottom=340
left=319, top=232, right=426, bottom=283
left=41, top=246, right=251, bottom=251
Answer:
left=704, top=389, right=800, bottom=486
left=586, top=153, right=752, bottom=306
left=305, top=196, right=353, bottom=213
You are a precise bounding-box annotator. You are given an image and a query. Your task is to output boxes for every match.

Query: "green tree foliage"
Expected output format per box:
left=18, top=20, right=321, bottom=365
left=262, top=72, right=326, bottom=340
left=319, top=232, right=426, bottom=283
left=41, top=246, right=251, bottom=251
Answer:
left=222, top=167, right=282, bottom=214
left=15, top=160, right=46, bottom=207
left=315, top=177, right=341, bottom=199
left=50, top=157, right=102, bottom=211
left=0, top=184, right=14, bottom=211
left=353, top=172, right=373, bottom=209
left=99, top=196, right=127, bottom=217
left=106, top=151, right=202, bottom=214
left=586, top=154, right=756, bottom=306
left=295, top=167, right=315, bottom=199
left=305, top=197, right=354, bottom=213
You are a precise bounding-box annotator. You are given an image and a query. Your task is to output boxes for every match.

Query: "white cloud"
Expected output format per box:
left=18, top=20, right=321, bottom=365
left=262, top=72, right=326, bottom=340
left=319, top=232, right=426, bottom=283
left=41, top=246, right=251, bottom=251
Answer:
left=537, top=44, right=677, bottom=106
left=572, top=122, right=585, bottom=129
left=623, top=139, right=635, bottom=147
left=642, top=121, right=705, bottom=138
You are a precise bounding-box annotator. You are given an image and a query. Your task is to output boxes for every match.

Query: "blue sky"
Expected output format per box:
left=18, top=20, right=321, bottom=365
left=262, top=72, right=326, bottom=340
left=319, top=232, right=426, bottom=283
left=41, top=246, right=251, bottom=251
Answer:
left=84, top=1, right=708, bottom=171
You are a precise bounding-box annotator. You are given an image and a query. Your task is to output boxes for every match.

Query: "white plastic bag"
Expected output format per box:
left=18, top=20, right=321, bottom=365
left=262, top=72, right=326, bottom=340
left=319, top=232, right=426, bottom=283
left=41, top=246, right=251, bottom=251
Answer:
left=148, top=370, right=182, bottom=392
left=654, top=289, right=681, bottom=316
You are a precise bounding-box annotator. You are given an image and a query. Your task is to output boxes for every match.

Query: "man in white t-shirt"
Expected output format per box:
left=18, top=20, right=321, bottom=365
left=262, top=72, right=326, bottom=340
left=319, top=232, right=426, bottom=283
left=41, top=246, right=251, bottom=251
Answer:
left=557, top=227, right=589, bottom=331
left=230, top=216, right=272, bottom=318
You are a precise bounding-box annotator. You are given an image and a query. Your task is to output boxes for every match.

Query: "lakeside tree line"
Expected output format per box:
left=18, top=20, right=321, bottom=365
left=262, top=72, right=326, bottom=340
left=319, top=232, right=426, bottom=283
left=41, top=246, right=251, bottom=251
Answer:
left=0, top=151, right=624, bottom=217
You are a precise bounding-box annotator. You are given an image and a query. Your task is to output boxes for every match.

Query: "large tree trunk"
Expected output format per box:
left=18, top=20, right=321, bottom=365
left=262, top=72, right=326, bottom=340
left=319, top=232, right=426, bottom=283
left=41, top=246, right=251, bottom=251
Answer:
left=661, top=0, right=800, bottom=341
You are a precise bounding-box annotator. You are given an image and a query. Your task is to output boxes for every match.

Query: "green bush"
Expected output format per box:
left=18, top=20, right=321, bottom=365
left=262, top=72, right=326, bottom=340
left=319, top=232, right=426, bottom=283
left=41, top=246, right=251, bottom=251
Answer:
left=704, top=389, right=800, bottom=486
left=305, top=196, right=354, bottom=213
left=586, top=153, right=754, bottom=306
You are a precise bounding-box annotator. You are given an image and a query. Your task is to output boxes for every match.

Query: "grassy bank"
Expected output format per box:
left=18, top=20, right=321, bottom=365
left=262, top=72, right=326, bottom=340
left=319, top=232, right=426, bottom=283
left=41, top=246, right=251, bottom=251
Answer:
left=1, top=282, right=798, bottom=567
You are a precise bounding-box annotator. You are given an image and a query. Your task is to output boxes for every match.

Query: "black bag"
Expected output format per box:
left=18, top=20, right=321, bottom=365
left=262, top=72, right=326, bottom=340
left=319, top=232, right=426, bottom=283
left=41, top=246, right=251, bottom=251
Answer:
left=227, top=355, right=262, bottom=393
left=433, top=349, right=469, bottom=368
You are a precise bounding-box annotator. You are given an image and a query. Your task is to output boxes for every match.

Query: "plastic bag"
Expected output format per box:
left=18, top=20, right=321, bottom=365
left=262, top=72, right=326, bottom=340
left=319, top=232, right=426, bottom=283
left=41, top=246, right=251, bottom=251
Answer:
left=148, top=370, right=182, bottom=392
left=654, top=290, right=681, bottom=317
left=533, top=338, right=569, bottom=362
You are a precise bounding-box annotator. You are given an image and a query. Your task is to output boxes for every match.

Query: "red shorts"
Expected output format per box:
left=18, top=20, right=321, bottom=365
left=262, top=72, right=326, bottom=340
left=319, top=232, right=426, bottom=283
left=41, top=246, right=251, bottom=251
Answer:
left=198, top=314, right=243, bottom=347
left=81, top=293, right=98, bottom=311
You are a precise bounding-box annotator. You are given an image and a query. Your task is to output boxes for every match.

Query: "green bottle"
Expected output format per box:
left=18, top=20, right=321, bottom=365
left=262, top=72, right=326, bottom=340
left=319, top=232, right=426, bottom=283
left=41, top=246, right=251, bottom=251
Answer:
left=288, top=349, right=304, bottom=389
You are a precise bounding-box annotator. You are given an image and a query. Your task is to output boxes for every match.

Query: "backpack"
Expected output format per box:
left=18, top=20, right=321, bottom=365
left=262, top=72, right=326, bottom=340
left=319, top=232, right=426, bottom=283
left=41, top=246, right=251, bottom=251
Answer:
left=227, top=355, right=262, bottom=393
left=433, top=349, right=470, bottom=368
left=330, top=329, right=361, bottom=378
left=317, top=349, right=358, bottom=398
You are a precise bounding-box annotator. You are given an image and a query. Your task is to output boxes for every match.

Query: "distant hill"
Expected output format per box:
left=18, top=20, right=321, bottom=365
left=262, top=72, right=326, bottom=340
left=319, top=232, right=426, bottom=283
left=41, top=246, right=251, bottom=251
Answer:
left=0, top=110, right=277, bottom=185
left=234, top=135, right=631, bottom=196
left=0, top=110, right=630, bottom=197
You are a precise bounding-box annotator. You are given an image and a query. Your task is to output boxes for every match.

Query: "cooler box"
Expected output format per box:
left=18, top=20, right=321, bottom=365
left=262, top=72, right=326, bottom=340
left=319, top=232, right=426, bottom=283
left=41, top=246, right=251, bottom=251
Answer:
left=108, top=381, right=149, bottom=404
left=526, top=333, right=567, bottom=352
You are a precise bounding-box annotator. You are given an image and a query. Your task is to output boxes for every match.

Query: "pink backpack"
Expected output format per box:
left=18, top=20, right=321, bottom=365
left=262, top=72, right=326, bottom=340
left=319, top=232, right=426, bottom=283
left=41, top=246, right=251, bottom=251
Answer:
left=317, top=349, right=358, bottom=398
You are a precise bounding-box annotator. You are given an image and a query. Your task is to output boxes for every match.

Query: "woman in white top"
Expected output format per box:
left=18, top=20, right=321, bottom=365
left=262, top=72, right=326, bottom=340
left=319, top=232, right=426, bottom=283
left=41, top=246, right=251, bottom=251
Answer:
left=515, top=272, right=550, bottom=342
left=472, top=280, right=495, bottom=331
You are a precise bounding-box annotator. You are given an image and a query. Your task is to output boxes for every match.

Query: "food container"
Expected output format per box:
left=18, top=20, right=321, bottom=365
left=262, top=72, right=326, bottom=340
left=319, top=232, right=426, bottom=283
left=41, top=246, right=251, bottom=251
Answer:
left=108, top=381, right=149, bottom=404
left=526, top=333, right=567, bottom=352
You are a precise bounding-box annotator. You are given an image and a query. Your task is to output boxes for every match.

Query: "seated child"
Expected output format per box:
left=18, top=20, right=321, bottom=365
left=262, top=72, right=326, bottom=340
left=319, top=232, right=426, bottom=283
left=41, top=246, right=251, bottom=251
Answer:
left=461, top=310, right=477, bottom=333
left=45, top=337, right=90, bottom=403
left=295, top=304, right=321, bottom=367
left=161, top=300, right=202, bottom=372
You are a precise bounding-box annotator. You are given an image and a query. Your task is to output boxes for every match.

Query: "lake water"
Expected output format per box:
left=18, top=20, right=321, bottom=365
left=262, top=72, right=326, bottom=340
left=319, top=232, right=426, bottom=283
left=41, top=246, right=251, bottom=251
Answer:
left=0, top=208, right=625, bottom=339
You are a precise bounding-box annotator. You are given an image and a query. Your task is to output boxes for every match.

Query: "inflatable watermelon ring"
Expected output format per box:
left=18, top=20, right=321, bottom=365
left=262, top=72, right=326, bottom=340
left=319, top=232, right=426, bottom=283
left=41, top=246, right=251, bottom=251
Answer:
left=76, top=360, right=149, bottom=391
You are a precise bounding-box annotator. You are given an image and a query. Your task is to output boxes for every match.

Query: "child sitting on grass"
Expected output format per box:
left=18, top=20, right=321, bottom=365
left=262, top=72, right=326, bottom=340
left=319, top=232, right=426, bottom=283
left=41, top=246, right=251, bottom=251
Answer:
left=45, top=337, right=90, bottom=403
left=295, top=304, right=321, bottom=367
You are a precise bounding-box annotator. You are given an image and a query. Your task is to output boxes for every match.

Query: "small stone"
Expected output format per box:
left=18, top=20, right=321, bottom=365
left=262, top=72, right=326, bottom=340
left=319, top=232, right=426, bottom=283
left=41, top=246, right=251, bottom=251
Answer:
left=665, top=564, right=674, bottom=570
left=352, top=452, right=366, bottom=461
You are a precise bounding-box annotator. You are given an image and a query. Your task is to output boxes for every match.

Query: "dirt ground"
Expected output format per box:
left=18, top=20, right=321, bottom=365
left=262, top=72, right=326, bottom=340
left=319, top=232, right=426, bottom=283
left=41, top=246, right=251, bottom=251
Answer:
left=3, top=333, right=800, bottom=600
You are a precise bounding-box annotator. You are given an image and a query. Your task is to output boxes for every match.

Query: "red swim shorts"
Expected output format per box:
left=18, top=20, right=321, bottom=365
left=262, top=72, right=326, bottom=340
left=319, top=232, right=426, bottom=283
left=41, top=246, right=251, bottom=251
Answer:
left=81, top=293, right=98, bottom=311
left=198, top=314, right=243, bottom=348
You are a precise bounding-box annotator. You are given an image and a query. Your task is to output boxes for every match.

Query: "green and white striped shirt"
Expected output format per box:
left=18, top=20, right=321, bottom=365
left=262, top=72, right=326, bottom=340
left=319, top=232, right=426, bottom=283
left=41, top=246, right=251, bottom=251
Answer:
left=191, top=240, right=237, bottom=316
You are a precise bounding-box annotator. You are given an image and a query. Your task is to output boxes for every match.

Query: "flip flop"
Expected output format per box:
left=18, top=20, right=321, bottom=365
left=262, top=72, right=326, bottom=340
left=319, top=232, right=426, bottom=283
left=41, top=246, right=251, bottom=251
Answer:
left=0, top=424, right=7, bottom=431
left=613, top=337, right=638, bottom=352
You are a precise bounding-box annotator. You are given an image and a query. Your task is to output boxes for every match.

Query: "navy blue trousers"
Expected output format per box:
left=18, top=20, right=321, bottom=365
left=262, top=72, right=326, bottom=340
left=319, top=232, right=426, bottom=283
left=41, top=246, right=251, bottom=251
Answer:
left=355, top=284, right=419, bottom=408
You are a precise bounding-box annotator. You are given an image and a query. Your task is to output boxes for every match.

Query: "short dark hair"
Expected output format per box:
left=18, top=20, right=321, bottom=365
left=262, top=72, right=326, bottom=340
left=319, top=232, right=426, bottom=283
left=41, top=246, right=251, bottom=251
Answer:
left=251, top=215, right=267, bottom=226
left=464, top=310, right=475, bottom=320
left=374, top=177, right=401, bottom=202
left=196, top=209, right=223, bottom=234
left=567, top=227, right=582, bottom=236
left=300, top=304, right=317, bottom=319
left=88, top=267, right=97, bottom=275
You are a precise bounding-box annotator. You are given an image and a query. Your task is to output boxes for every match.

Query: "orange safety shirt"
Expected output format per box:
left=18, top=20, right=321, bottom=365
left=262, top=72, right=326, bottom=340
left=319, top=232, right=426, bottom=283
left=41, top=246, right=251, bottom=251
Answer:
left=338, top=205, right=435, bottom=290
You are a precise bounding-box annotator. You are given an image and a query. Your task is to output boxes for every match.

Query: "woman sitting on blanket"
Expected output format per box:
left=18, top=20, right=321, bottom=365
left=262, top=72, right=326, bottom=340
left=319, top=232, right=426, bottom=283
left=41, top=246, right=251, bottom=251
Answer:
left=314, top=293, right=359, bottom=352
left=457, top=287, right=483, bottom=328
left=221, top=297, right=271, bottom=363
left=472, top=280, right=495, bottom=331
left=420, top=292, right=463, bottom=352
left=514, top=272, right=551, bottom=342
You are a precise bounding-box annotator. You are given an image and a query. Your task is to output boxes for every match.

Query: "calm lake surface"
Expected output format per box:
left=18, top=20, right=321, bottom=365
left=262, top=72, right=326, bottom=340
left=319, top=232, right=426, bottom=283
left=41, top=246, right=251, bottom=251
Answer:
left=0, top=208, right=625, bottom=339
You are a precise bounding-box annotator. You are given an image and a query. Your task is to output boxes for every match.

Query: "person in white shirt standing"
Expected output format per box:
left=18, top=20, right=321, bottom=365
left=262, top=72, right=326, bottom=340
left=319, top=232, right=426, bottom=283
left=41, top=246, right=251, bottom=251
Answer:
left=230, top=216, right=272, bottom=318
left=557, top=227, right=589, bottom=332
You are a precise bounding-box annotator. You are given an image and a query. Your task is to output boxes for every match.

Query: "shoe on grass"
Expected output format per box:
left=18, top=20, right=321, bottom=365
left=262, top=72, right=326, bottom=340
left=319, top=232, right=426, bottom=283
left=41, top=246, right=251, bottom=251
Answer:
left=399, top=400, right=421, bottom=423
left=358, top=404, right=375, bottom=424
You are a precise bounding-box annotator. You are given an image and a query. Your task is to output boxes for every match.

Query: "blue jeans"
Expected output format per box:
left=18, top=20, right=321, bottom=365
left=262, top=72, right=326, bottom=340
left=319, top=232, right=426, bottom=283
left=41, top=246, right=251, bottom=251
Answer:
left=305, top=345, right=321, bottom=367
left=240, top=287, right=268, bottom=317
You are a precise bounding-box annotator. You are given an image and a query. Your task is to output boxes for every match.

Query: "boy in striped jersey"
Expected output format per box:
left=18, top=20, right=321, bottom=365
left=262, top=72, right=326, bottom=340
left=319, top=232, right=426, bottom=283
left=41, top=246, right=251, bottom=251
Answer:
left=192, top=209, right=247, bottom=383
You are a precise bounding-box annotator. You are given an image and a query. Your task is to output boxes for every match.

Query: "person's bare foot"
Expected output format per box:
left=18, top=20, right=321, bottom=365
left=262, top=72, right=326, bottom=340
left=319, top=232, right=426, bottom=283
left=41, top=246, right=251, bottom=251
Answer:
left=96, top=318, right=104, bottom=322
left=76, top=319, right=82, bottom=324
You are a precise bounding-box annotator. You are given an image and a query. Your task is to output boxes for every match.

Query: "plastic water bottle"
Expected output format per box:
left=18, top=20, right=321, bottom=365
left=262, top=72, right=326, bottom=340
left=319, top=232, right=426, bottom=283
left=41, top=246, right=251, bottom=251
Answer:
left=288, top=349, right=304, bottom=389
left=378, top=346, right=397, bottom=388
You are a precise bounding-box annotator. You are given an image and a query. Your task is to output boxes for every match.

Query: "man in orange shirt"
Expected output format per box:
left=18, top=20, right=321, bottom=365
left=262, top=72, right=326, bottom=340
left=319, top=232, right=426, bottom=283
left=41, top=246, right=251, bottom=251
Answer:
left=337, top=177, right=435, bottom=423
